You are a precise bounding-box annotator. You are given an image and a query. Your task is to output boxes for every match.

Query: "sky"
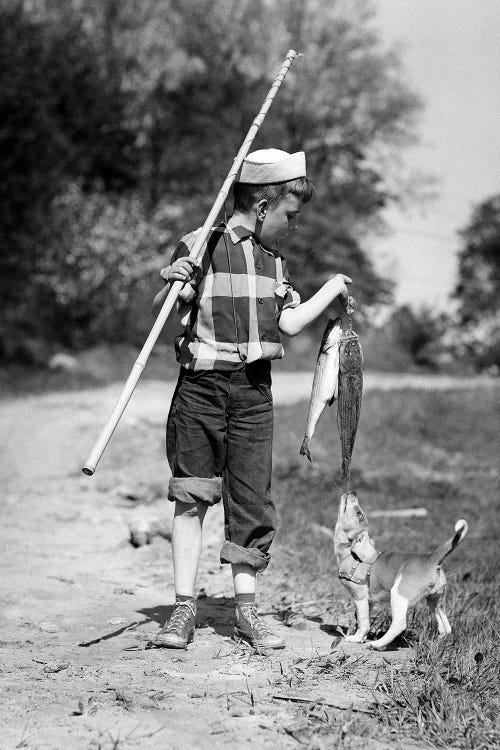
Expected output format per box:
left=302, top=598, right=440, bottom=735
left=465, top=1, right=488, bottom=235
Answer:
left=370, top=0, right=500, bottom=310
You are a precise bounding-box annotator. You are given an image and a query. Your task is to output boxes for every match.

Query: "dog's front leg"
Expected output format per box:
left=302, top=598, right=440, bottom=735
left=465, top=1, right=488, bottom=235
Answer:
left=369, top=579, right=408, bottom=650
left=344, top=584, right=370, bottom=642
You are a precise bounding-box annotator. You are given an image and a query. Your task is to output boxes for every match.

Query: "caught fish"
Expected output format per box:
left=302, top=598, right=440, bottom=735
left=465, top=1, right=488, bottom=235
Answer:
left=300, top=318, right=343, bottom=462
left=337, top=329, right=363, bottom=479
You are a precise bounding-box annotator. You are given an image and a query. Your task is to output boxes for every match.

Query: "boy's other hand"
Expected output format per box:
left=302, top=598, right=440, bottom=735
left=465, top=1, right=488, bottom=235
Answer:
left=328, top=273, right=352, bottom=309
left=160, top=258, right=200, bottom=284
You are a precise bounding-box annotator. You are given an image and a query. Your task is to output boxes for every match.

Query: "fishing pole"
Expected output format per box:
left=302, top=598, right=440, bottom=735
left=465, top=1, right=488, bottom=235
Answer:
left=82, top=50, right=301, bottom=476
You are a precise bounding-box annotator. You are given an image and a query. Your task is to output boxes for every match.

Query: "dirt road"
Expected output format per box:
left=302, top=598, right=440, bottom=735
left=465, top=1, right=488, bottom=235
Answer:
left=1, top=373, right=495, bottom=749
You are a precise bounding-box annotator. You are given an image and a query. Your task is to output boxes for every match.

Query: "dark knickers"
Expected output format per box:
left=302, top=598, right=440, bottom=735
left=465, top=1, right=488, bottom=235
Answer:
left=166, top=362, right=275, bottom=572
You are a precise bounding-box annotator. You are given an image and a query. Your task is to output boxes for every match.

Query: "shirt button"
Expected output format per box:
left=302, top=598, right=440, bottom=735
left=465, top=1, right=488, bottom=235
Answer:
left=255, top=262, right=262, bottom=270
left=258, top=297, right=264, bottom=304
left=261, top=334, right=267, bottom=341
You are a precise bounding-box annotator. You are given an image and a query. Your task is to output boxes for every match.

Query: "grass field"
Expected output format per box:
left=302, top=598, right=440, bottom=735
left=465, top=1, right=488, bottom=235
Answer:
left=268, top=386, right=499, bottom=749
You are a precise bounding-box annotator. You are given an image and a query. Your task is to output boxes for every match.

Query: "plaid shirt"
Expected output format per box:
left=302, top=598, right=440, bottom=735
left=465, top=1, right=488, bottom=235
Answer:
left=169, top=220, right=301, bottom=371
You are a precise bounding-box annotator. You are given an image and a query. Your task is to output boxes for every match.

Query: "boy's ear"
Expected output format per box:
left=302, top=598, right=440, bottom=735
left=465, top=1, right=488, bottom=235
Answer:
left=257, top=199, right=268, bottom=220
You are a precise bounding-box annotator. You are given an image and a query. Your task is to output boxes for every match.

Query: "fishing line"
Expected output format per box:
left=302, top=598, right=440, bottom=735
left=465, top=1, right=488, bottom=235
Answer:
left=254, top=373, right=344, bottom=493
left=222, top=213, right=243, bottom=359
left=222, top=209, right=343, bottom=491
left=222, top=211, right=303, bottom=444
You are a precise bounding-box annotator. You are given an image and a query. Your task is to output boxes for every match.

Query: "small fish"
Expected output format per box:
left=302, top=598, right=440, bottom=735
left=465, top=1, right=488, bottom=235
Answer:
left=300, top=318, right=343, bottom=462
left=337, top=329, right=363, bottom=479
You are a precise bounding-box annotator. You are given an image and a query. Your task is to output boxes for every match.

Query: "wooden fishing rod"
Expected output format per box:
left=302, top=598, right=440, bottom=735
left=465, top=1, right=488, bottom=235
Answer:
left=82, top=49, right=300, bottom=476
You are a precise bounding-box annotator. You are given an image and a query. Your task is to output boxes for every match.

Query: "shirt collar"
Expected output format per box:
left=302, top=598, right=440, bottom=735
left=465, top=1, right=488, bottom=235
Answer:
left=224, top=218, right=276, bottom=256
left=225, top=218, right=255, bottom=245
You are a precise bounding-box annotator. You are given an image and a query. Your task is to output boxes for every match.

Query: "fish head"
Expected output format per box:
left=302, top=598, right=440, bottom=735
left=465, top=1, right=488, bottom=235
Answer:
left=320, top=318, right=342, bottom=352
left=338, top=490, right=368, bottom=540
left=350, top=530, right=378, bottom=564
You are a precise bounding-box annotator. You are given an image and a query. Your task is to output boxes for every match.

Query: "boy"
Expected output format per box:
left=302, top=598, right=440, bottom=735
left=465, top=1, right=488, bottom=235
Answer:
left=152, top=149, right=351, bottom=649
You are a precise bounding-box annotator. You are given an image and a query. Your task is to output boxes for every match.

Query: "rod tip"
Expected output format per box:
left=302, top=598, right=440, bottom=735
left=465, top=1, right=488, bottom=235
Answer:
left=82, top=466, right=94, bottom=477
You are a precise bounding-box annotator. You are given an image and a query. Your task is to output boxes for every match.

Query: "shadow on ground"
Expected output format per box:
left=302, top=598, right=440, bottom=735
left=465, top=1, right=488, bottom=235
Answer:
left=139, top=596, right=236, bottom=639
left=76, top=596, right=238, bottom=649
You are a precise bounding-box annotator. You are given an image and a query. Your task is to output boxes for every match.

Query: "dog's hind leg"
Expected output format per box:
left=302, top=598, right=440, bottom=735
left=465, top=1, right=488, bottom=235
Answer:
left=427, top=589, right=451, bottom=636
left=369, top=576, right=409, bottom=650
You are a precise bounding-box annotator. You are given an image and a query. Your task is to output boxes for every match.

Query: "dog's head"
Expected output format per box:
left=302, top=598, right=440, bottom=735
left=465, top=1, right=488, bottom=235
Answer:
left=350, top=530, right=379, bottom=564
left=336, top=490, right=368, bottom=542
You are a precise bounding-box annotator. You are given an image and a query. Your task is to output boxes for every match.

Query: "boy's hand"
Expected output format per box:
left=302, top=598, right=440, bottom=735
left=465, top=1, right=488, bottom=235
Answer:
left=328, top=273, right=352, bottom=309
left=160, top=258, right=200, bottom=284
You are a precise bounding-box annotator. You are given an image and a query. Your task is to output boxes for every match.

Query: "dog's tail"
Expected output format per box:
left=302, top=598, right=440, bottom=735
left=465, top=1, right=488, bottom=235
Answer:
left=430, top=519, right=468, bottom=565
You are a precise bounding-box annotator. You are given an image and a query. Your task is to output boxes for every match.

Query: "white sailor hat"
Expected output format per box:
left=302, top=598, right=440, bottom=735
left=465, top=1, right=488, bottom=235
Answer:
left=236, top=148, right=306, bottom=184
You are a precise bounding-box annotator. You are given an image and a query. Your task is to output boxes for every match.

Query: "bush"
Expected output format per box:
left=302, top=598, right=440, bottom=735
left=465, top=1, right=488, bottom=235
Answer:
left=360, top=305, right=452, bottom=372
left=40, top=184, right=174, bottom=348
left=0, top=184, right=174, bottom=360
left=444, top=312, right=500, bottom=372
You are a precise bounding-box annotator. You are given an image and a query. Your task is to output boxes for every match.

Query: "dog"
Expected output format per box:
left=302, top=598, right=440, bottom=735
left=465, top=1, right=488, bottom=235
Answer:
left=334, top=490, right=468, bottom=650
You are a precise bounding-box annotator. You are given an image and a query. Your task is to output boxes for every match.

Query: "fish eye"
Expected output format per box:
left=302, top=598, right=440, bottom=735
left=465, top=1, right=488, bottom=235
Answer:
left=356, top=511, right=364, bottom=519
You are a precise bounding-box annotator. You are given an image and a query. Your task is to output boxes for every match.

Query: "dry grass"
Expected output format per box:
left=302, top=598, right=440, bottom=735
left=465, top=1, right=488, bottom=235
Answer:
left=270, top=386, right=500, bottom=748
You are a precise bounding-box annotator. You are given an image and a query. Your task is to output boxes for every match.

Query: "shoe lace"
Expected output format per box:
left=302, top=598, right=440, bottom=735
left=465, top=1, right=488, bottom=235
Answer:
left=164, top=601, right=195, bottom=632
left=239, top=604, right=273, bottom=636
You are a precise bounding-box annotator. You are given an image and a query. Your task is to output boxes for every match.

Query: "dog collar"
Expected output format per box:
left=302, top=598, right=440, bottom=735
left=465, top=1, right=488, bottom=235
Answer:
left=351, top=548, right=380, bottom=565
left=338, top=545, right=381, bottom=584
left=338, top=558, right=372, bottom=585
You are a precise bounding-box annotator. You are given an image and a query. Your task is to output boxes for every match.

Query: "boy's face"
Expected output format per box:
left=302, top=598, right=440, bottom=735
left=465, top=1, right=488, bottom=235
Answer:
left=258, top=194, right=303, bottom=248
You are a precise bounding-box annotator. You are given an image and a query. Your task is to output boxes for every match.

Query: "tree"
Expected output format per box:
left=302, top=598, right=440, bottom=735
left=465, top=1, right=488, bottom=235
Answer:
left=452, top=195, right=500, bottom=369
left=0, top=1, right=139, bottom=357
left=0, top=1, right=137, bottom=296
left=2, top=0, right=425, bottom=357
left=454, top=195, right=500, bottom=325
left=389, top=305, right=449, bottom=368
left=102, top=0, right=421, bottom=307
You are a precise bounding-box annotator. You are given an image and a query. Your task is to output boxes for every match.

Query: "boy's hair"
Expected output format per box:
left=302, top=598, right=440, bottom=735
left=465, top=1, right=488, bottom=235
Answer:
left=233, top=176, right=314, bottom=212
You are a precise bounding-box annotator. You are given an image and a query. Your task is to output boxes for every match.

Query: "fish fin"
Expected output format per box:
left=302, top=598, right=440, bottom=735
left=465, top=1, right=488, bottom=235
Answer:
left=300, top=437, right=312, bottom=462
left=327, top=393, right=337, bottom=407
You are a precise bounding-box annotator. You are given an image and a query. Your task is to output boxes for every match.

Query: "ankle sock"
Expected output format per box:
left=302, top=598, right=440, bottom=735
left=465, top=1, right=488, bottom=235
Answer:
left=235, top=593, right=255, bottom=607
left=176, top=594, right=195, bottom=605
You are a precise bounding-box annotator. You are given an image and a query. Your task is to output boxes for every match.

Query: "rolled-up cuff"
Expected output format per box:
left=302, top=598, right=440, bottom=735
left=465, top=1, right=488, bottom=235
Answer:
left=220, top=541, right=271, bottom=572
left=168, top=476, right=222, bottom=506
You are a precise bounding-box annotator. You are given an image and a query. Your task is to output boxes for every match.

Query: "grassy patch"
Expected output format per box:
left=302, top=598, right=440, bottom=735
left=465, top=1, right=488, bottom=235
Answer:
left=377, top=608, right=499, bottom=749
left=270, top=386, right=500, bottom=748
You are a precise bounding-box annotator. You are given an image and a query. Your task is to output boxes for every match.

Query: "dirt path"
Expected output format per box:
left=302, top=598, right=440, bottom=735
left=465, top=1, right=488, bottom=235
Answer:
left=1, top=373, right=495, bottom=749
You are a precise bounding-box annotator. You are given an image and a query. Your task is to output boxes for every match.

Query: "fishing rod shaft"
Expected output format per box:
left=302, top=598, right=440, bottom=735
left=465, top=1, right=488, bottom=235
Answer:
left=82, top=50, right=300, bottom=476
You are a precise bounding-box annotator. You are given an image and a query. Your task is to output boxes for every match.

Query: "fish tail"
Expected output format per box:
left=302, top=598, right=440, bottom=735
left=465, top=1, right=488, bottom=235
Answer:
left=300, top=437, right=312, bottom=462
